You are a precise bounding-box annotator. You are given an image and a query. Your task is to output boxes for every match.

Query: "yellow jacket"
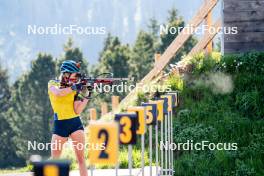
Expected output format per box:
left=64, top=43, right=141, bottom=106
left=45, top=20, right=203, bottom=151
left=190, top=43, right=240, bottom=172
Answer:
left=48, top=80, right=80, bottom=120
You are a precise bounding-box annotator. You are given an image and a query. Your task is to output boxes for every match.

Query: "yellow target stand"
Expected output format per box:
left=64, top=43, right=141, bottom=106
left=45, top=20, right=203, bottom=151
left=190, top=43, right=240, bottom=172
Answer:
left=127, top=106, right=146, bottom=176
left=88, top=121, right=119, bottom=176
left=156, top=96, right=169, bottom=176
left=161, top=95, right=174, bottom=176
left=87, top=108, right=98, bottom=176
left=149, top=99, right=164, bottom=175
left=141, top=102, right=158, bottom=176
left=115, top=113, right=138, bottom=176
left=167, top=91, right=179, bottom=175
left=167, top=91, right=180, bottom=108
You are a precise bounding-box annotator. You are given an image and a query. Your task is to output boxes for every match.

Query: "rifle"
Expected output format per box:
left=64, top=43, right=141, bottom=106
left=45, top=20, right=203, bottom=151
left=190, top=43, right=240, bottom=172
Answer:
left=60, top=72, right=132, bottom=98
left=77, top=73, right=133, bottom=99
left=79, top=72, right=131, bottom=88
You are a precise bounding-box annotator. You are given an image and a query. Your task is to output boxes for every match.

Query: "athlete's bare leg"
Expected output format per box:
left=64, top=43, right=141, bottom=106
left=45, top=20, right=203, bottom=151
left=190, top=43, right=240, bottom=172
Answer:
left=51, top=134, right=68, bottom=159
left=70, top=130, right=88, bottom=176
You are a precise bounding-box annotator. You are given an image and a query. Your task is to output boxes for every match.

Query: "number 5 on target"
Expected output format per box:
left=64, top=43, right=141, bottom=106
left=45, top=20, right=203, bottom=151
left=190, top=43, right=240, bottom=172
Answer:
left=88, top=122, right=119, bottom=165
left=141, top=103, right=157, bottom=125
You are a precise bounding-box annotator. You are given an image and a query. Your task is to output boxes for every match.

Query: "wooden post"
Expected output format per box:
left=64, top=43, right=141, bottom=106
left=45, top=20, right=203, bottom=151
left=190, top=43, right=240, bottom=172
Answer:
left=154, top=53, right=161, bottom=67
left=205, top=0, right=213, bottom=53
left=101, top=102, right=108, bottom=115
left=187, top=19, right=221, bottom=56
left=89, top=108, right=97, bottom=121
left=119, top=0, right=219, bottom=109
left=112, top=96, right=120, bottom=111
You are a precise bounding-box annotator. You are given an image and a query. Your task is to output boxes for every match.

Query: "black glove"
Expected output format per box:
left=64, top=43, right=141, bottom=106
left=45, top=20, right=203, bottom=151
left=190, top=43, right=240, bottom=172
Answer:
left=71, top=83, right=83, bottom=91
left=87, top=85, right=94, bottom=91
left=80, top=85, right=92, bottom=99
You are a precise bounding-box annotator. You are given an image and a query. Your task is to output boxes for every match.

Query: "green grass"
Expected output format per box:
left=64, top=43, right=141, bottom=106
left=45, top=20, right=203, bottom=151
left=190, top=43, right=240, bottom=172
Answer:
left=0, top=165, right=32, bottom=174
left=169, top=52, right=264, bottom=176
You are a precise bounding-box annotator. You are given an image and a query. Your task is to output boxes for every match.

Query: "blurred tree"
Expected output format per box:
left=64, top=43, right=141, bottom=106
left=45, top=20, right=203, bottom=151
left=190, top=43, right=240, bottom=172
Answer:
left=98, top=36, right=130, bottom=78
left=90, top=33, right=114, bottom=75
left=158, top=8, right=197, bottom=64
left=90, top=34, right=131, bottom=102
left=148, top=17, right=159, bottom=39
left=129, top=30, right=155, bottom=80
left=147, top=17, right=161, bottom=53
left=0, top=64, right=20, bottom=168
left=10, top=54, right=56, bottom=161
left=0, top=65, right=11, bottom=111
left=57, top=38, right=89, bottom=75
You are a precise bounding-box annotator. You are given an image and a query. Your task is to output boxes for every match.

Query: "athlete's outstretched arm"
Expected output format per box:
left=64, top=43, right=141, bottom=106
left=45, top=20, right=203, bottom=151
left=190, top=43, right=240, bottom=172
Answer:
left=49, top=86, right=73, bottom=97
left=74, top=99, right=89, bottom=115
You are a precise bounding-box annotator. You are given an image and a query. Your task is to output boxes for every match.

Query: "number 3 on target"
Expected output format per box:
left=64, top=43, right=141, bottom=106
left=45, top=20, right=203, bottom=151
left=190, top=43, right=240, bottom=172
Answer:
left=115, top=113, right=137, bottom=145
left=88, top=122, right=119, bottom=165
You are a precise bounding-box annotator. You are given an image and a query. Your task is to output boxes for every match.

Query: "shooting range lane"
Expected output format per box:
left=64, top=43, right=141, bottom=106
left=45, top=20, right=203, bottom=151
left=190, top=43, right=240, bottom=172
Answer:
left=29, top=0, right=222, bottom=174
left=31, top=92, right=179, bottom=176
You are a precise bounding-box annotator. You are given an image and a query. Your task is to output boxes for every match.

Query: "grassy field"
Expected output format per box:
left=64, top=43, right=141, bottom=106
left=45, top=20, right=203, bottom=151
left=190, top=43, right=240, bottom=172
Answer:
left=168, top=52, right=264, bottom=175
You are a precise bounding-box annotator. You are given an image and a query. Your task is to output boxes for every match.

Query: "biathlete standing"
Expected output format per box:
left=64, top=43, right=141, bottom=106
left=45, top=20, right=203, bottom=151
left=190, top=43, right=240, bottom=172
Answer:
left=48, top=60, right=90, bottom=176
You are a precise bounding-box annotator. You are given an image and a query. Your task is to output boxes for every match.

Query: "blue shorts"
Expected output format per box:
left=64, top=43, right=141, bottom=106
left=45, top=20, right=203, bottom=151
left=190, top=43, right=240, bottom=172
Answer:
left=53, top=116, right=84, bottom=137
